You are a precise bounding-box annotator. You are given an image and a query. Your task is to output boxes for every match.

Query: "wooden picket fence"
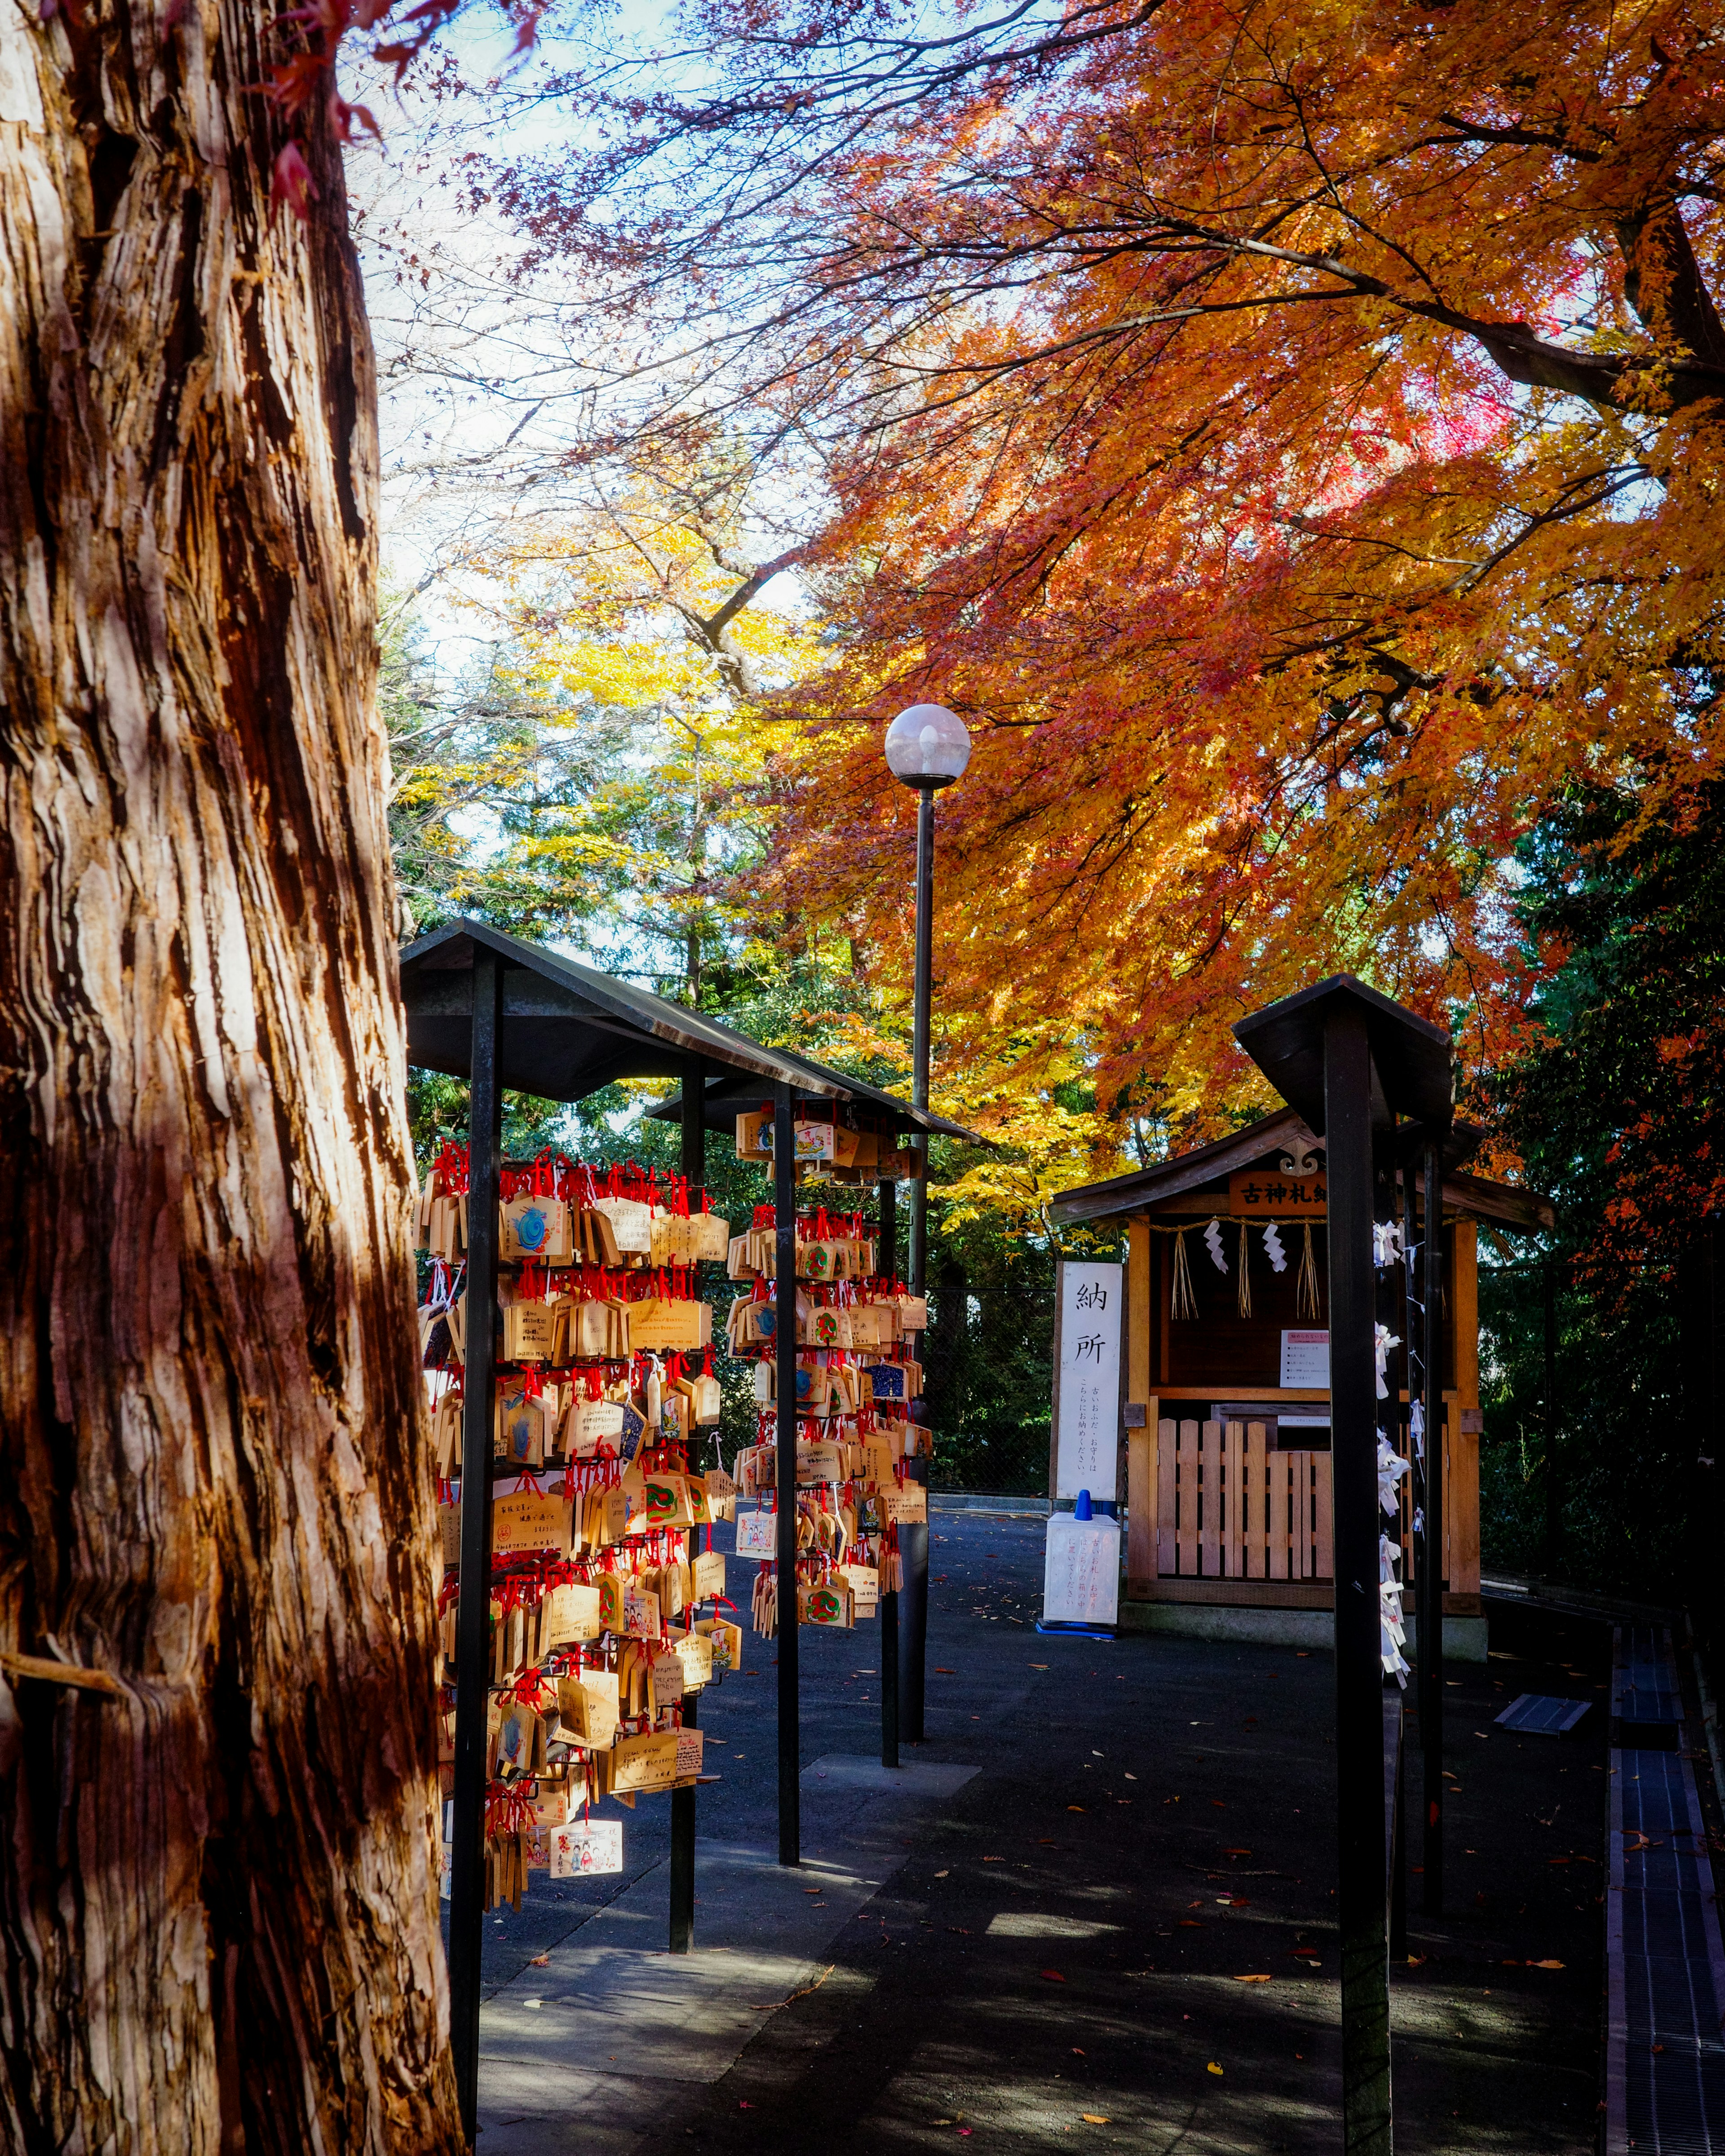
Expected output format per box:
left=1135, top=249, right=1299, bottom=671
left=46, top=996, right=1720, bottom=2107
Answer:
left=1154, top=1420, right=1333, bottom=1580
left=1151, top=1414, right=1472, bottom=1590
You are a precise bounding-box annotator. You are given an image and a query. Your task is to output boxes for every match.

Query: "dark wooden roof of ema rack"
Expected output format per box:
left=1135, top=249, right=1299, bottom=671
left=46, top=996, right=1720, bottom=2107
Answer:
left=400, top=917, right=984, bottom=1140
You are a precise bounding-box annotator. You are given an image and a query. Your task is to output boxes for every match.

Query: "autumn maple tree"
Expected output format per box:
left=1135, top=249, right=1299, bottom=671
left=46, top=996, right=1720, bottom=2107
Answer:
left=476, top=0, right=1725, bottom=1206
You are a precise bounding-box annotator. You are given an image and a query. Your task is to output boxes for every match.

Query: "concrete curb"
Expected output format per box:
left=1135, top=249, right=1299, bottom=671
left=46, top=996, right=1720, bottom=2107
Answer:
left=1118, top=1600, right=1489, bottom=1661
left=930, top=1492, right=1050, bottom=1517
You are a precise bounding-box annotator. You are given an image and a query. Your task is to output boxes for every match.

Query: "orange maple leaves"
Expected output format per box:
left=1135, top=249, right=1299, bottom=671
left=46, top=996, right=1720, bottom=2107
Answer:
left=707, top=0, right=1725, bottom=1161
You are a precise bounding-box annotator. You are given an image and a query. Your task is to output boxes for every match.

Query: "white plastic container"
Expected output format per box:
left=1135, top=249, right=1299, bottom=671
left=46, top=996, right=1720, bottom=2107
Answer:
left=1041, top=1490, right=1121, bottom=1627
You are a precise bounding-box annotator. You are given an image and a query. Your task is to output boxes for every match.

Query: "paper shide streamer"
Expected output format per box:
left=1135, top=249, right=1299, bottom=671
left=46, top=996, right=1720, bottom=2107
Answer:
left=1376, top=1434, right=1411, bottom=1516
left=1203, top=1218, right=1228, bottom=1272
left=1373, top=1321, right=1401, bottom=1401
left=1262, top=1223, right=1287, bottom=1273
left=1380, top=1533, right=1410, bottom=1685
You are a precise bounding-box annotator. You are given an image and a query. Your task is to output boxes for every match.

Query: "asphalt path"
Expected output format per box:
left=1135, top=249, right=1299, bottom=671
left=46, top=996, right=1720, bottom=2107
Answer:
left=452, top=1509, right=1609, bottom=2152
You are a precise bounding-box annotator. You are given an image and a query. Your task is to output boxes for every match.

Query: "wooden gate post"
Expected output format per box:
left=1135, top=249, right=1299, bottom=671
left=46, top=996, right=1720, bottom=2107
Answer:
left=1322, top=998, right=1394, bottom=2156
left=1417, top=1140, right=1445, bottom=1916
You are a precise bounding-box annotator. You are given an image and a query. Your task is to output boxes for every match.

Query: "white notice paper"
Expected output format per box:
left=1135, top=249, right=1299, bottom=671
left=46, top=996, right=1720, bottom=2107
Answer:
left=1279, top=1329, right=1330, bottom=1387
left=1041, top=1512, right=1121, bottom=1626
left=1053, top=1261, right=1122, bottom=1500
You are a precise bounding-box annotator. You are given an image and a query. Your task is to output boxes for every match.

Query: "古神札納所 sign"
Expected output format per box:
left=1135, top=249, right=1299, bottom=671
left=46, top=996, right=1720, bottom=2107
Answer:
left=1053, top=1260, right=1121, bottom=1501
left=1228, top=1168, right=1327, bottom=1215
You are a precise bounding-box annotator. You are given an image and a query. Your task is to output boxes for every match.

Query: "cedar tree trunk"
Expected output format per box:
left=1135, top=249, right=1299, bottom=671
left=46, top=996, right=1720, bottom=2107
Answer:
left=0, top=0, right=461, bottom=2147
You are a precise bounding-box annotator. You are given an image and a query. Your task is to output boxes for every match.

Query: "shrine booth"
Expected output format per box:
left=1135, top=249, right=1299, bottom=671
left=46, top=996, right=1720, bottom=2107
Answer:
left=1047, top=1107, right=1553, bottom=1657
left=399, top=917, right=978, bottom=2143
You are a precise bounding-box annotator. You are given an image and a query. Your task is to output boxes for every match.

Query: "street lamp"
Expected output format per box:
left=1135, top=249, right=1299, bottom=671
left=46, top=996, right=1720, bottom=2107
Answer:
left=882, top=700, right=971, bottom=1750
left=883, top=702, right=972, bottom=1294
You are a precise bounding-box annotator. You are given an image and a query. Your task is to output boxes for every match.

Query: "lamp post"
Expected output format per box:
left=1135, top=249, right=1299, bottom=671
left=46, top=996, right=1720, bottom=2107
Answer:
left=884, top=702, right=972, bottom=1289
left=883, top=701, right=971, bottom=1743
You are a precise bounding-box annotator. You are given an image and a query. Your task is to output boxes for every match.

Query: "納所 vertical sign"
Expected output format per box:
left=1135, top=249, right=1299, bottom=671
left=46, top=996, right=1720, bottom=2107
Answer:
left=1053, top=1260, right=1122, bottom=1500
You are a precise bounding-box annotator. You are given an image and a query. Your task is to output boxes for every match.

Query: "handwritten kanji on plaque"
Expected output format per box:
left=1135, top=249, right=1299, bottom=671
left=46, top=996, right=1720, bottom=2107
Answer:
left=1053, top=1261, right=1122, bottom=1500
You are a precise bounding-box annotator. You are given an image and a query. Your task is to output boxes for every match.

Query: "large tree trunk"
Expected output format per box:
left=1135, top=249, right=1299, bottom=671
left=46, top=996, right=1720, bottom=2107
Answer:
left=0, top=0, right=461, bottom=2147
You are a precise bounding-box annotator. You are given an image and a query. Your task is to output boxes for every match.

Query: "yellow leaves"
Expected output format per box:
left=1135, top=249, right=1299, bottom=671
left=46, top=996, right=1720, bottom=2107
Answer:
left=390, top=458, right=830, bottom=970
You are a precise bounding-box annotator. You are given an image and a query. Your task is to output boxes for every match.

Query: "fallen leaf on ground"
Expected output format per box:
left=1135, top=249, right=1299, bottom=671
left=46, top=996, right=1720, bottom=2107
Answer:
left=1212, top=1800, right=1226, bottom=1808
left=1081, top=2116, right=1110, bottom=2125
left=1179, top=1920, right=1204, bottom=1927
left=1530, top=1959, right=1566, bottom=1969
left=935, top=1668, right=955, bottom=1674
left=1224, top=1848, right=1252, bottom=1856
left=1068, top=1805, right=1087, bottom=1812
left=1406, top=1953, right=1428, bottom=1967
left=1041, top=1969, right=1067, bottom=1982
left=1030, top=1664, right=1049, bottom=1670
left=982, top=1856, right=1004, bottom=1863
left=529, top=1955, right=549, bottom=1966
left=1234, top=1973, right=1271, bottom=1983
left=1207, top=2062, right=1224, bottom=2076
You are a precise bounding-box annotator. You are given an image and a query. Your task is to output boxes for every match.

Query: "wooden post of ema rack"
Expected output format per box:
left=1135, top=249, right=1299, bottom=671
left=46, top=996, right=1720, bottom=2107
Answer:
left=668, top=1052, right=705, bottom=1953
left=878, top=1177, right=901, bottom=1772
left=774, top=1081, right=800, bottom=1865
left=449, top=946, right=503, bottom=2144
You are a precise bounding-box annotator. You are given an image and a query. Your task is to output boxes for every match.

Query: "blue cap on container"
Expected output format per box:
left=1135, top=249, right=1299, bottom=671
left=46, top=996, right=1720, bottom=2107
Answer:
left=1075, top=1488, right=1092, bottom=1520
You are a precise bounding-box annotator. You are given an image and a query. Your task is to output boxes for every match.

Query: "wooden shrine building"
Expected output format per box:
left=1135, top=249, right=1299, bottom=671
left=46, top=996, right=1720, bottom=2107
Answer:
left=1048, top=1107, right=1553, bottom=1655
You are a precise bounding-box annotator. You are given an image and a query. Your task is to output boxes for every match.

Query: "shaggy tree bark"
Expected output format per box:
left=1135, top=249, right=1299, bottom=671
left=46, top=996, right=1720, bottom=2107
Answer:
left=0, top=0, right=461, bottom=2147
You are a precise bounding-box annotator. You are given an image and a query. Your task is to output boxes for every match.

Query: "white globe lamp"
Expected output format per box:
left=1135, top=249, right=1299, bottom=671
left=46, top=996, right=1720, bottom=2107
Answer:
left=883, top=702, right=972, bottom=789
